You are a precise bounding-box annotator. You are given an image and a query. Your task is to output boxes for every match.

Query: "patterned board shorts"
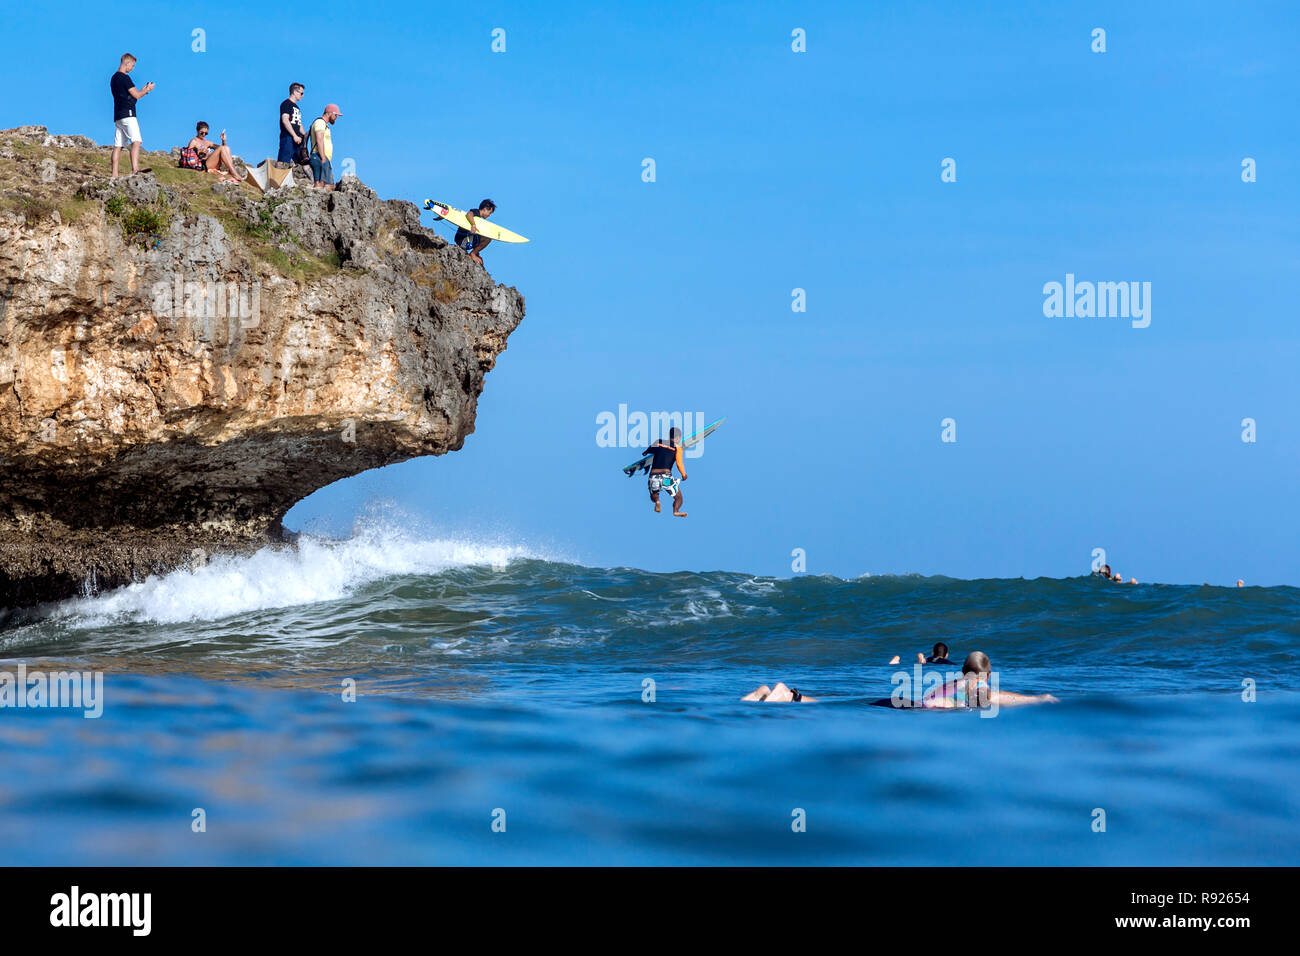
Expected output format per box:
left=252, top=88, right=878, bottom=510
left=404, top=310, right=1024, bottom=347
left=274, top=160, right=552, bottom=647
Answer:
left=648, top=474, right=679, bottom=496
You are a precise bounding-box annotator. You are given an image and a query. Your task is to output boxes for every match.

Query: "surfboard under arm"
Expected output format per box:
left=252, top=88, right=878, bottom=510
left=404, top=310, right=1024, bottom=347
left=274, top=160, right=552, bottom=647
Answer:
left=623, top=453, right=653, bottom=477
left=422, top=199, right=530, bottom=243
left=620, top=417, right=725, bottom=476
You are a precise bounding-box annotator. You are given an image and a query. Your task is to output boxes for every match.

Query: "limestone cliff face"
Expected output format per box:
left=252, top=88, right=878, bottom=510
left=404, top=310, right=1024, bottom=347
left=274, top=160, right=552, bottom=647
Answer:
left=0, top=126, right=525, bottom=610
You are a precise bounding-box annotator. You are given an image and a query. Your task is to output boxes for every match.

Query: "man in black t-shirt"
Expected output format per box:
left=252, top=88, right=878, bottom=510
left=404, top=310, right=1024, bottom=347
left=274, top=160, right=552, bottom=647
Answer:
left=110, top=52, right=154, bottom=179
left=451, top=199, right=497, bottom=264
left=277, top=82, right=306, bottom=166
left=642, top=427, right=688, bottom=516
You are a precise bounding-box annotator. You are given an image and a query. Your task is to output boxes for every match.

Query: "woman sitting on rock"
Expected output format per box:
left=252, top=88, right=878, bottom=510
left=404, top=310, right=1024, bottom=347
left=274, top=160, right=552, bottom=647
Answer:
left=182, top=122, right=241, bottom=183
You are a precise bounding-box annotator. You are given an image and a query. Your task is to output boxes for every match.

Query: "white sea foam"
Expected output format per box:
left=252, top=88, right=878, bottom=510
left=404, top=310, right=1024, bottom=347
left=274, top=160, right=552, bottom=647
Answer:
left=47, top=527, right=543, bottom=627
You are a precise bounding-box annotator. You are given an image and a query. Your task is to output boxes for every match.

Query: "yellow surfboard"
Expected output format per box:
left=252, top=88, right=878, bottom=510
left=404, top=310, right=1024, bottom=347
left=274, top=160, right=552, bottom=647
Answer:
left=422, top=200, right=530, bottom=244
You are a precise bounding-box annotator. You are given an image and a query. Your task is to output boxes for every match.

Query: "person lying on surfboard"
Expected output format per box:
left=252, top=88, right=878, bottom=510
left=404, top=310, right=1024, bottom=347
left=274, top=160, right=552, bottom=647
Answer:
left=744, top=652, right=1058, bottom=708
left=454, top=198, right=496, bottom=264
left=908, top=652, right=1057, bottom=709
left=887, top=641, right=954, bottom=666
left=741, top=683, right=817, bottom=702
left=644, top=427, right=688, bottom=517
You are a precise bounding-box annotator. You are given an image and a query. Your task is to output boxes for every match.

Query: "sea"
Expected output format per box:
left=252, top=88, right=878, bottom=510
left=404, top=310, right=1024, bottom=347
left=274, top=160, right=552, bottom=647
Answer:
left=2, top=526, right=1297, bottom=865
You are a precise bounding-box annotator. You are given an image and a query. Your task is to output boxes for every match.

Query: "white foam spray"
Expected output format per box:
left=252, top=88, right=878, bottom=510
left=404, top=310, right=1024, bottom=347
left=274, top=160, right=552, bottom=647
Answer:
left=47, top=523, right=545, bottom=627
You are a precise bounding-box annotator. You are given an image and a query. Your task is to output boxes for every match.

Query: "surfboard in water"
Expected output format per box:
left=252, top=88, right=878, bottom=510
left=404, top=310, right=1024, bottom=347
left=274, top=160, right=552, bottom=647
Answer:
left=422, top=199, right=530, bottom=243
left=622, top=417, right=726, bottom=476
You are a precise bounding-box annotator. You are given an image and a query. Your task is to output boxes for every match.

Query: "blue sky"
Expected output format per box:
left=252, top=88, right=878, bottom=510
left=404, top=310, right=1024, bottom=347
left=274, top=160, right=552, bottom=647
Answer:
left=5, top=1, right=1297, bottom=584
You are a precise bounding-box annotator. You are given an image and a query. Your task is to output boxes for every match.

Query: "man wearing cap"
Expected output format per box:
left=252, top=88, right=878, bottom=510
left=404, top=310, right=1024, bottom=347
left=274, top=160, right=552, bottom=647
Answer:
left=309, top=104, right=342, bottom=189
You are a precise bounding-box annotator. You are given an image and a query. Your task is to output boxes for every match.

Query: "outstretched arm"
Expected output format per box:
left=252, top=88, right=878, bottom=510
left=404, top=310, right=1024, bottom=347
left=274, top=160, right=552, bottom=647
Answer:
left=991, top=691, right=1059, bottom=706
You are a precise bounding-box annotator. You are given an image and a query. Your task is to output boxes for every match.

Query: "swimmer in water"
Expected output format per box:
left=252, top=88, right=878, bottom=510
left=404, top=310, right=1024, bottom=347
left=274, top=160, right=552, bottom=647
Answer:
left=1094, top=564, right=1134, bottom=583
left=887, top=641, right=954, bottom=666
left=741, top=682, right=818, bottom=703
left=920, top=641, right=953, bottom=665
left=743, top=651, right=1057, bottom=707
left=918, top=652, right=1058, bottom=709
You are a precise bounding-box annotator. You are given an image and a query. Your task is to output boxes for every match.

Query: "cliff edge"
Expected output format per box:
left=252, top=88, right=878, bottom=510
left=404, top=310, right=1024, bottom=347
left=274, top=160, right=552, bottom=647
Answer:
left=0, top=126, right=525, bottom=611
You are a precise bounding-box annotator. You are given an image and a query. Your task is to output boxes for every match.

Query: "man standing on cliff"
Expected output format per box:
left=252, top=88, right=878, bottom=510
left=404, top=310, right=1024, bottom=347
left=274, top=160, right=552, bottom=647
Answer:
left=309, top=104, right=342, bottom=189
left=276, top=82, right=306, bottom=168
left=110, top=53, right=154, bottom=179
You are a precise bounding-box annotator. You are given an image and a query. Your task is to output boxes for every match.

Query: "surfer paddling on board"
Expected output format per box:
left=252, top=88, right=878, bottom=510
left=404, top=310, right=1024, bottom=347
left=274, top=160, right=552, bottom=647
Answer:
left=911, top=652, right=1058, bottom=709
left=887, top=642, right=954, bottom=666
left=742, top=683, right=817, bottom=702
left=645, top=427, right=688, bottom=517
left=744, top=652, right=1058, bottom=708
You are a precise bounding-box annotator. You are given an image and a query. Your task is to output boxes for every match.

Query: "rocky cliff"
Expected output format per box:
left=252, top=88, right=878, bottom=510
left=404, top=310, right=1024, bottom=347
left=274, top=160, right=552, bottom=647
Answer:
left=0, top=126, right=525, bottom=612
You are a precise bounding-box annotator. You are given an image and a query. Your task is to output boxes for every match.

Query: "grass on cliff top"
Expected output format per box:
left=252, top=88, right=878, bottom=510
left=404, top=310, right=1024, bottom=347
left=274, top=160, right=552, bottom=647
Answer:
left=0, top=136, right=342, bottom=282
left=0, top=139, right=101, bottom=224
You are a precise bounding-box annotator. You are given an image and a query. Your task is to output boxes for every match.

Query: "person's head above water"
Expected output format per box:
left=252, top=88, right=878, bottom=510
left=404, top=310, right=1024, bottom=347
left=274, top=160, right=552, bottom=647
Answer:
left=962, top=651, right=991, bottom=676
left=932, top=642, right=949, bottom=659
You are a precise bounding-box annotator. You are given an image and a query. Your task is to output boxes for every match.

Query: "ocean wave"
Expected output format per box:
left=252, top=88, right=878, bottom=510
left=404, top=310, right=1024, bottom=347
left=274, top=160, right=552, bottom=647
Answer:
left=7, top=547, right=1297, bottom=681
left=45, top=526, right=545, bottom=627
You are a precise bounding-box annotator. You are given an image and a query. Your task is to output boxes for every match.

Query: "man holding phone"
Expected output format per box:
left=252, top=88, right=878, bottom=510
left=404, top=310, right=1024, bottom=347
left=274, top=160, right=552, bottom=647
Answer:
left=110, top=53, right=154, bottom=179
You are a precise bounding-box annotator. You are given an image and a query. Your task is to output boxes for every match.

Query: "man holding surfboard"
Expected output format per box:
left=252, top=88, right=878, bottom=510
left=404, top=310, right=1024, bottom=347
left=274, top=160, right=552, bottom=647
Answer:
left=621, top=417, right=724, bottom=517
left=421, top=200, right=530, bottom=266
left=644, top=427, right=688, bottom=517
left=454, top=199, right=496, bottom=264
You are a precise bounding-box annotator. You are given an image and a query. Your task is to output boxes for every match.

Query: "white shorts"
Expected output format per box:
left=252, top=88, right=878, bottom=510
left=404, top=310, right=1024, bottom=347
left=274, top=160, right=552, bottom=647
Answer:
left=114, top=117, right=141, bottom=148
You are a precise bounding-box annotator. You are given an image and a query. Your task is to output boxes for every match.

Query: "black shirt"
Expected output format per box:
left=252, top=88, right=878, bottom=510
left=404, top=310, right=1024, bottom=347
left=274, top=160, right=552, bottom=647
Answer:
left=111, top=71, right=136, bottom=121
left=279, top=98, right=303, bottom=137
left=643, top=442, right=678, bottom=471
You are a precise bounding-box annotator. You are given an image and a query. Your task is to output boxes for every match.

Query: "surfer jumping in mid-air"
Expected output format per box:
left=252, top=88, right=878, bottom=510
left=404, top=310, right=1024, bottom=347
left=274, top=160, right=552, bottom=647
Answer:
left=645, top=427, right=688, bottom=517
left=620, top=417, right=722, bottom=514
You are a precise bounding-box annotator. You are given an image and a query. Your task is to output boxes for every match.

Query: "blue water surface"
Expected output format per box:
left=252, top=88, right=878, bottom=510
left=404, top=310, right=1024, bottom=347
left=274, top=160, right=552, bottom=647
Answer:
left=1, top=555, right=1296, bottom=865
